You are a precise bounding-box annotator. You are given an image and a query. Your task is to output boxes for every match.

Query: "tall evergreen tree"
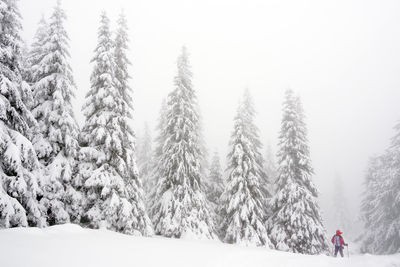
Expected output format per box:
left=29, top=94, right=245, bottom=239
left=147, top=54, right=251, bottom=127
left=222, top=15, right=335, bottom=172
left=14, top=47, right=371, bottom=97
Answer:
left=384, top=121, right=400, bottom=254
left=219, top=89, right=272, bottom=247
left=29, top=2, right=81, bottom=225
left=0, top=0, right=46, bottom=228
left=361, top=121, right=400, bottom=254
left=150, top=47, right=215, bottom=239
left=361, top=156, right=387, bottom=253
left=267, top=89, right=328, bottom=254
left=137, top=122, right=153, bottom=196
left=78, top=12, right=152, bottom=235
left=114, top=10, right=152, bottom=235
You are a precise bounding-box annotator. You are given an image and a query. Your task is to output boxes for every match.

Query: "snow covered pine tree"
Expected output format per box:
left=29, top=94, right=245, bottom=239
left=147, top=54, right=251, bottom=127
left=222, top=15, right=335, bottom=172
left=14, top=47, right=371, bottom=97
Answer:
left=146, top=98, right=167, bottom=209
left=219, top=89, right=272, bottom=247
left=29, top=1, right=81, bottom=225
left=150, top=47, right=215, bottom=239
left=361, top=155, right=388, bottom=254
left=375, top=121, right=400, bottom=254
left=361, top=120, right=400, bottom=254
left=77, top=12, right=152, bottom=235
left=267, top=89, right=329, bottom=254
left=114, top=11, right=152, bottom=235
left=0, top=0, right=47, bottom=228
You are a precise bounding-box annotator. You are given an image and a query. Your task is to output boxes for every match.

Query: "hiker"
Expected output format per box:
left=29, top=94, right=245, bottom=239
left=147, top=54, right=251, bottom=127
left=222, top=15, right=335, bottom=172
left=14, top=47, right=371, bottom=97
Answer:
left=331, top=230, right=348, bottom=257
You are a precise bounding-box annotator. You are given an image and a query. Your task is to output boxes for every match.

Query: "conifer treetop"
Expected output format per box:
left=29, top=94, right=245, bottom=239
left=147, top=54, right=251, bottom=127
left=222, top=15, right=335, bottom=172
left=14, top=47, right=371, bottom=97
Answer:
left=114, top=10, right=133, bottom=109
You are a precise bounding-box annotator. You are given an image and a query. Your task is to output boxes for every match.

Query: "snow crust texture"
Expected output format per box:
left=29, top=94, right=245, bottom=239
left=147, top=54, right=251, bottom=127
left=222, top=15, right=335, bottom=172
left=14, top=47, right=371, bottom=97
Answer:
left=0, top=225, right=399, bottom=267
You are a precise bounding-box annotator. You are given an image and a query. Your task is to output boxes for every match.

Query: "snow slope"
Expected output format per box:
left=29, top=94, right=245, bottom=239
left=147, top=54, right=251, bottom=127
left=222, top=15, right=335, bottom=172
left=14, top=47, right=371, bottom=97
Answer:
left=0, top=224, right=399, bottom=267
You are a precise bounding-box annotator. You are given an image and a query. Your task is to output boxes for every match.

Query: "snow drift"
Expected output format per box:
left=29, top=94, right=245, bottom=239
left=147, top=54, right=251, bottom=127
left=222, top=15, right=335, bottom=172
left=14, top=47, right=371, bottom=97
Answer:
left=0, top=224, right=399, bottom=267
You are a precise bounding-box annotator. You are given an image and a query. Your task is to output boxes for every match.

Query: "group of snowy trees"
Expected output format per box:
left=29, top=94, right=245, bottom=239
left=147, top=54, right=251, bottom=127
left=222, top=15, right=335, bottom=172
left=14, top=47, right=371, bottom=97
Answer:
left=139, top=49, right=329, bottom=253
left=361, top=122, right=400, bottom=254
left=0, top=0, right=151, bottom=235
left=1, top=0, right=329, bottom=255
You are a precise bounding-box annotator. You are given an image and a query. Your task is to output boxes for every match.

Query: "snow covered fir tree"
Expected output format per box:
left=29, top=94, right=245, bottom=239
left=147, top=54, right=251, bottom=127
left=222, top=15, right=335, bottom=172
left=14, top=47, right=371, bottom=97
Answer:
left=77, top=12, right=152, bottom=235
left=29, top=1, right=81, bottom=225
left=360, top=155, right=387, bottom=254
left=267, top=89, right=329, bottom=254
left=150, top=47, right=215, bottom=239
left=219, top=89, right=272, bottom=247
left=145, top=98, right=167, bottom=209
left=361, top=120, right=400, bottom=254
left=0, top=0, right=47, bottom=228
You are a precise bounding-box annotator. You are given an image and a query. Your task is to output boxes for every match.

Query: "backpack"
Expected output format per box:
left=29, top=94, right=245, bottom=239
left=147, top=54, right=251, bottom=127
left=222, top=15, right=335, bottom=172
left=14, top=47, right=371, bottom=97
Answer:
left=333, top=235, right=341, bottom=247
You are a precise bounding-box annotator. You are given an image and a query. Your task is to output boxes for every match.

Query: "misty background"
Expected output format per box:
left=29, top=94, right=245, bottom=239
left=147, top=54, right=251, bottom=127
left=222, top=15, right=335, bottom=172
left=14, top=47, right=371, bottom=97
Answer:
left=19, top=0, right=400, bottom=237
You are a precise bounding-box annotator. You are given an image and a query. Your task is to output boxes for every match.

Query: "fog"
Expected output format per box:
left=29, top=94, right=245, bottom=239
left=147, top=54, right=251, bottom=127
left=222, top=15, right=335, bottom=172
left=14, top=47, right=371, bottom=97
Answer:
left=19, top=0, right=400, bottom=237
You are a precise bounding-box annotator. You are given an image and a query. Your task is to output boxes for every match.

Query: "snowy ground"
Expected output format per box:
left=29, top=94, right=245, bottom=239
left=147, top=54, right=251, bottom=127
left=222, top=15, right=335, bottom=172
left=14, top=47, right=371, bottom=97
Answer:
left=0, top=224, right=399, bottom=267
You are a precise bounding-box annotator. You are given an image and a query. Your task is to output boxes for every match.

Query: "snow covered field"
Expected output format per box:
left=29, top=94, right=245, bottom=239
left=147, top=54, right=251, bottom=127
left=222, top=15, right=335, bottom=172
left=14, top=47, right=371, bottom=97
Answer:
left=0, top=224, right=399, bottom=267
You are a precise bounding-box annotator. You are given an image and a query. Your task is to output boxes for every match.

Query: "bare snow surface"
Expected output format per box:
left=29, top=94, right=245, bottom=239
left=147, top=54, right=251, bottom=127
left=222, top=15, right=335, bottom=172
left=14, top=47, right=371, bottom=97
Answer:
left=0, top=224, right=399, bottom=267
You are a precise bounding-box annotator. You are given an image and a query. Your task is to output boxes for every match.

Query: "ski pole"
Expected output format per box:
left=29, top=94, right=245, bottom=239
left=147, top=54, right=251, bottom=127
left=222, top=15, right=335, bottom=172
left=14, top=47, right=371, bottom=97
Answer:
left=347, top=245, right=349, bottom=258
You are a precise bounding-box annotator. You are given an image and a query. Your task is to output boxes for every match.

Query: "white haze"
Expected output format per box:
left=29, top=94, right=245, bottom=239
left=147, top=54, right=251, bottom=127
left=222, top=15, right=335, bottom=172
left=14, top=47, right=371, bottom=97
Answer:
left=19, top=0, right=400, bottom=237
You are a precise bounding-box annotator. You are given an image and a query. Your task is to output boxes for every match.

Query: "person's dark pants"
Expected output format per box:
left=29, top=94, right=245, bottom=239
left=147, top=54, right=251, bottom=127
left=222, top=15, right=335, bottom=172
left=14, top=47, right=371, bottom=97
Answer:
left=334, top=246, right=344, bottom=257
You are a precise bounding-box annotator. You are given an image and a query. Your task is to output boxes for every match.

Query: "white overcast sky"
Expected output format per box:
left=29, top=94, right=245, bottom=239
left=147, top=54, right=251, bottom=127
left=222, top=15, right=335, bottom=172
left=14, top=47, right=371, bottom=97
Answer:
left=19, top=0, right=400, bottom=235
